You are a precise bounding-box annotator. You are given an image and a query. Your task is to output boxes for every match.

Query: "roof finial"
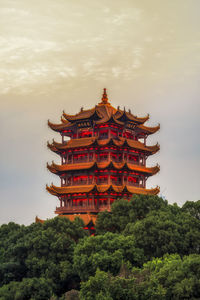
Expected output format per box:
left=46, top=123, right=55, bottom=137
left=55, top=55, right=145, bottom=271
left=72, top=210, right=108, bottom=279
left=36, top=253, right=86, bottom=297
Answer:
left=101, top=88, right=109, bottom=104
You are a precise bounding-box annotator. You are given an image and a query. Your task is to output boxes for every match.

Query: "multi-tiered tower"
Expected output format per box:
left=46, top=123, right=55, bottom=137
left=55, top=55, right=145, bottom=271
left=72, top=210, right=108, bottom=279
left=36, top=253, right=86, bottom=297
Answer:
left=46, top=89, right=160, bottom=227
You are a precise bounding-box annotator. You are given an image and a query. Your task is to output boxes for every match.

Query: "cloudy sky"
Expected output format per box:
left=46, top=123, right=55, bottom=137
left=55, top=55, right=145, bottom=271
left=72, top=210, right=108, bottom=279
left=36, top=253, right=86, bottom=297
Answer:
left=1, top=0, right=200, bottom=224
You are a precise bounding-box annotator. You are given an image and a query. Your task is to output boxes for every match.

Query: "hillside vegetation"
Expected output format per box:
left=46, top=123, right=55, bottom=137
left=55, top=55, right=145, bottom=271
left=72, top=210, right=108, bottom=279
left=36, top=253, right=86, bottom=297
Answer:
left=0, top=195, right=200, bottom=299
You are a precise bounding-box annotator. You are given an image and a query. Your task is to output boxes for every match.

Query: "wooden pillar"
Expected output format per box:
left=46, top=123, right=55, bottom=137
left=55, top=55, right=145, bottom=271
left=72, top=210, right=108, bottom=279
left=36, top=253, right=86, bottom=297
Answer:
left=142, top=155, right=144, bottom=166
left=96, top=197, right=99, bottom=209
left=108, top=174, right=111, bottom=185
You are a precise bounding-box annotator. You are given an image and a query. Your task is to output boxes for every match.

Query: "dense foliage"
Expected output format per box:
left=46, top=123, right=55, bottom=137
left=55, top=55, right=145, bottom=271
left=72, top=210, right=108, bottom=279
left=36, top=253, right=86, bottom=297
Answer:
left=0, top=196, right=200, bottom=299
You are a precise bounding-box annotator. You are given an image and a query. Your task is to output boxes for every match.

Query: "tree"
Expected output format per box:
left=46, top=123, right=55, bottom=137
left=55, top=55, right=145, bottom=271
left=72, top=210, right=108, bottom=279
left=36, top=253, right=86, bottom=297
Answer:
left=132, top=254, right=200, bottom=299
left=0, top=217, right=87, bottom=296
left=182, top=200, right=200, bottom=220
left=124, top=209, right=200, bottom=260
left=74, top=232, right=144, bottom=281
left=0, top=277, right=52, bottom=300
left=80, top=269, right=136, bottom=300
left=96, top=195, right=168, bottom=234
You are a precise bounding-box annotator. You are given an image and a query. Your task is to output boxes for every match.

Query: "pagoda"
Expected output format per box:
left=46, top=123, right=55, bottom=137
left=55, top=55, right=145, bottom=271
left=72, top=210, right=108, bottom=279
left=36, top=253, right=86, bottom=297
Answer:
left=46, top=89, right=160, bottom=228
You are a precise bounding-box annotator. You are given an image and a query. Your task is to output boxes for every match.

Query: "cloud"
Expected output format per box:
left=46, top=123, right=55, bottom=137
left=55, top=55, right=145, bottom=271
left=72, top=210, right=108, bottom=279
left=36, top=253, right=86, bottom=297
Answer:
left=0, top=7, right=30, bottom=17
left=1, top=0, right=200, bottom=224
left=0, top=0, right=200, bottom=96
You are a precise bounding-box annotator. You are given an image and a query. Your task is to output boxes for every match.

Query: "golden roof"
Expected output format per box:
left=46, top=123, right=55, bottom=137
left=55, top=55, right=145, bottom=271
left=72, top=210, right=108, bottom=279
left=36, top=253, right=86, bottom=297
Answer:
left=63, top=102, right=148, bottom=123
left=48, top=119, right=73, bottom=132
left=115, top=110, right=149, bottom=124
left=53, top=137, right=96, bottom=148
left=48, top=137, right=160, bottom=154
left=35, top=216, right=45, bottom=223
left=35, top=214, right=97, bottom=226
left=58, top=213, right=97, bottom=225
left=137, top=124, right=160, bottom=134
left=47, top=161, right=160, bottom=175
left=46, top=183, right=160, bottom=196
left=48, top=89, right=152, bottom=131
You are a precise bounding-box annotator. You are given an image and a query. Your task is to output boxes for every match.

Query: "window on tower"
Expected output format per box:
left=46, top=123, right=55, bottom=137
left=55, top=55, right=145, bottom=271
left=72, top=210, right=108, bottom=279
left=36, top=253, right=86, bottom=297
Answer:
left=128, top=154, right=138, bottom=164
left=99, top=129, right=108, bottom=139
left=99, top=198, right=108, bottom=206
left=73, top=153, right=88, bottom=163
left=98, top=152, right=108, bottom=161
left=123, top=131, right=133, bottom=139
left=111, top=152, right=118, bottom=162
left=110, top=129, right=117, bottom=139
left=79, top=130, right=93, bottom=138
left=97, top=175, right=108, bottom=184
left=128, top=176, right=137, bottom=186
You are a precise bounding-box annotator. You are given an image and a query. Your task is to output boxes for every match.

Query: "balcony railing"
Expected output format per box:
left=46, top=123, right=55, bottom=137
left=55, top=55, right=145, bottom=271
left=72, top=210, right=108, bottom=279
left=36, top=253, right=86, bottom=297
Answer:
left=97, top=157, right=109, bottom=162
left=56, top=204, right=111, bottom=213
left=63, top=181, right=143, bottom=188
left=96, top=180, right=108, bottom=185
left=56, top=206, right=98, bottom=213
left=68, top=157, right=94, bottom=164
left=70, top=179, right=93, bottom=185
left=111, top=180, right=122, bottom=186
left=127, top=182, right=138, bottom=187
left=66, top=157, right=144, bottom=166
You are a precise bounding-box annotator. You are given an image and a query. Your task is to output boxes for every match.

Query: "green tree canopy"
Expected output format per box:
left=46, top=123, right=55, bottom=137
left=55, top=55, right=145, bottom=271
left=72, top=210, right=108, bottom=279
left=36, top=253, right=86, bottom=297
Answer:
left=124, top=208, right=200, bottom=260
left=182, top=200, right=200, bottom=220
left=74, top=232, right=144, bottom=281
left=0, top=277, right=52, bottom=300
left=80, top=269, right=136, bottom=300
left=1, top=196, right=200, bottom=299
left=132, top=253, right=200, bottom=299
left=0, top=217, right=87, bottom=296
left=95, top=195, right=168, bottom=234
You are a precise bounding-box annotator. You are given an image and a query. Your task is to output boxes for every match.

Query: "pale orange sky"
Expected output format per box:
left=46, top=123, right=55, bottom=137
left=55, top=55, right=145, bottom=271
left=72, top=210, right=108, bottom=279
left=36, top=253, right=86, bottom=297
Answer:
left=1, top=0, right=200, bottom=224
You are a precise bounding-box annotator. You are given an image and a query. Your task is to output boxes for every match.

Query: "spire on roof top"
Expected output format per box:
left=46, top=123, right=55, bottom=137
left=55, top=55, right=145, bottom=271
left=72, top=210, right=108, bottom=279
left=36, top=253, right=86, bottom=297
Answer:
left=100, top=88, right=110, bottom=104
